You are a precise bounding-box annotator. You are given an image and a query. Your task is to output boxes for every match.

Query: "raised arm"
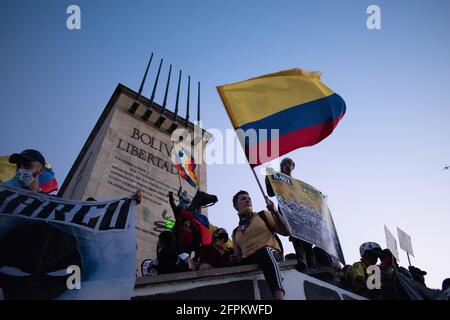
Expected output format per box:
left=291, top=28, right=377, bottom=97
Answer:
left=168, top=191, right=181, bottom=221
left=266, top=198, right=292, bottom=236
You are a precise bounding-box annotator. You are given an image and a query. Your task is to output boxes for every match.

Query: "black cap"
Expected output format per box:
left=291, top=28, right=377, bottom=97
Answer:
left=371, top=247, right=383, bottom=257
left=9, top=149, right=45, bottom=166
left=381, top=248, right=393, bottom=258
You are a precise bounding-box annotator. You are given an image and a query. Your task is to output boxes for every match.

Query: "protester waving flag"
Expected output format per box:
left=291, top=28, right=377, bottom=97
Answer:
left=0, top=155, right=58, bottom=193
left=174, top=146, right=199, bottom=188
left=217, top=68, right=346, bottom=167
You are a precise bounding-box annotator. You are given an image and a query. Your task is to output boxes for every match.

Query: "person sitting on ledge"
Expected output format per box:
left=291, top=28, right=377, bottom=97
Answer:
left=231, top=190, right=291, bottom=300
left=155, top=231, right=193, bottom=275
left=198, top=228, right=235, bottom=270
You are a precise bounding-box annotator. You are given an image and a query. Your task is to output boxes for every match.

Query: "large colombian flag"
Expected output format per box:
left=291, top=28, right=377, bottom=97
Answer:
left=217, top=68, right=346, bottom=167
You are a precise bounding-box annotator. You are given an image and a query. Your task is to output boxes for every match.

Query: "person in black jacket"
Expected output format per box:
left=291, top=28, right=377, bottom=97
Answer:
left=198, top=228, right=234, bottom=270
left=156, top=231, right=191, bottom=274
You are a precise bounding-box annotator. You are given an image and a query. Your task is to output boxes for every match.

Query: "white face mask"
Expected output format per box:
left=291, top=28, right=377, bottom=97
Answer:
left=15, top=168, right=38, bottom=187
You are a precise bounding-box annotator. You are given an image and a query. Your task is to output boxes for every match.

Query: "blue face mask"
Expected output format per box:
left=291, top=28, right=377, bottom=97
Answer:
left=15, top=169, right=37, bottom=187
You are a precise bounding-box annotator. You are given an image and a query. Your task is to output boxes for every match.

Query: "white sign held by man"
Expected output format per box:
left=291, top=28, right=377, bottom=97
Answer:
left=397, top=226, right=414, bottom=257
left=384, top=225, right=399, bottom=262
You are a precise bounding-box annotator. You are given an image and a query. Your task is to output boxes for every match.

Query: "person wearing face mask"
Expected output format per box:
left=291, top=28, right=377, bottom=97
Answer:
left=2, top=149, right=143, bottom=203
left=198, top=228, right=234, bottom=270
left=2, top=149, right=46, bottom=192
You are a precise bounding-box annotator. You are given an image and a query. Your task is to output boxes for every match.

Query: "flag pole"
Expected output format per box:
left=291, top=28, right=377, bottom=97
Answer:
left=217, top=87, right=268, bottom=203
left=251, top=166, right=269, bottom=204
left=407, top=253, right=412, bottom=267
left=171, top=141, right=183, bottom=191
left=177, top=161, right=183, bottom=191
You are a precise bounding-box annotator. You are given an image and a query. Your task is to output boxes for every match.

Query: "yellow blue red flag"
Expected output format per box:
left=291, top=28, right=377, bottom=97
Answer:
left=0, top=156, right=16, bottom=184
left=217, top=68, right=346, bottom=167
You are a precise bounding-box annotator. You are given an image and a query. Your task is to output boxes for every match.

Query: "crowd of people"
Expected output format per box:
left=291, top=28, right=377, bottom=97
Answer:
left=141, top=156, right=450, bottom=300
left=146, top=188, right=450, bottom=300
left=143, top=188, right=291, bottom=300
left=2, top=149, right=449, bottom=300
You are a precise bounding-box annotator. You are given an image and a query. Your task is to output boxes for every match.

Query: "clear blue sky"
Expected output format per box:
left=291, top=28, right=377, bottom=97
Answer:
left=1, top=0, right=449, bottom=289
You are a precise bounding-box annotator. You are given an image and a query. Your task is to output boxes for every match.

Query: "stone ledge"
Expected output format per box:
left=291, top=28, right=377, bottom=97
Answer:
left=135, top=260, right=298, bottom=287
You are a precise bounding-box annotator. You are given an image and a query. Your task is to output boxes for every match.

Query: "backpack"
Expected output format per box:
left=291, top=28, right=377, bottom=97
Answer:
left=233, top=211, right=284, bottom=257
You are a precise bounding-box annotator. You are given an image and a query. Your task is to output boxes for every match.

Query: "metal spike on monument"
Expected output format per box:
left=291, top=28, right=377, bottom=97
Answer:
left=191, top=81, right=202, bottom=147
left=196, top=80, right=201, bottom=186
left=141, top=58, right=163, bottom=121
left=185, top=75, right=190, bottom=129
left=57, top=59, right=212, bottom=271
left=129, top=52, right=153, bottom=114
left=194, top=81, right=202, bottom=145
left=155, top=64, right=172, bottom=128
left=162, top=64, right=172, bottom=113
left=197, top=81, right=201, bottom=124
left=174, top=70, right=182, bottom=121
left=167, top=69, right=182, bottom=134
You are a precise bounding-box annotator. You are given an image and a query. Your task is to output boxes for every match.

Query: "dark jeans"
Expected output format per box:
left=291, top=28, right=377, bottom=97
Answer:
left=290, top=237, right=316, bottom=270
left=244, top=247, right=284, bottom=294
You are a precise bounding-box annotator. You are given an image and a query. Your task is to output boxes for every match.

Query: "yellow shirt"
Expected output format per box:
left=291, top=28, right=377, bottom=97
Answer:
left=348, top=261, right=367, bottom=287
left=233, top=211, right=281, bottom=258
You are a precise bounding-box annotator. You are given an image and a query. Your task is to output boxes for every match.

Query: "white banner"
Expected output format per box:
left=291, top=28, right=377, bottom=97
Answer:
left=384, top=225, right=399, bottom=262
left=0, top=185, right=136, bottom=300
left=397, top=226, right=414, bottom=257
